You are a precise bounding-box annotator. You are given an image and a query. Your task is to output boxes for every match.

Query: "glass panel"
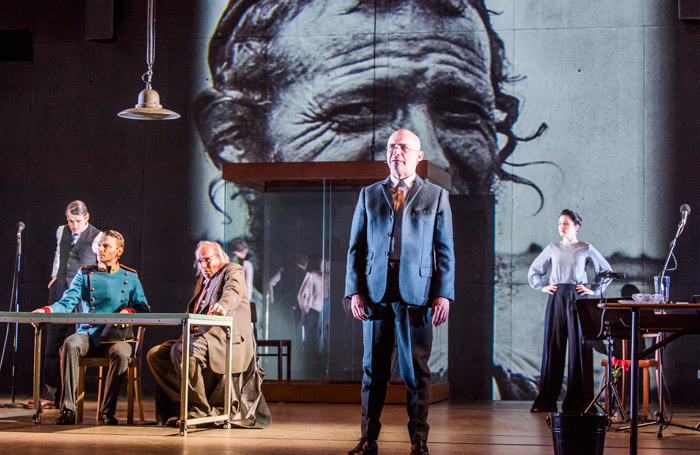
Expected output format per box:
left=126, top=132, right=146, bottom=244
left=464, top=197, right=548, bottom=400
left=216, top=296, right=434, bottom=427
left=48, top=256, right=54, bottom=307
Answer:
left=223, top=179, right=448, bottom=384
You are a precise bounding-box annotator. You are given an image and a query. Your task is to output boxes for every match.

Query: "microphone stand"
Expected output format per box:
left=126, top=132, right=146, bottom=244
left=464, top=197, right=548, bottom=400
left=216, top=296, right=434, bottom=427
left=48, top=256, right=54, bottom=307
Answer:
left=631, top=213, right=700, bottom=436
left=585, top=320, right=627, bottom=421
left=3, top=225, right=24, bottom=407
left=658, top=219, right=683, bottom=281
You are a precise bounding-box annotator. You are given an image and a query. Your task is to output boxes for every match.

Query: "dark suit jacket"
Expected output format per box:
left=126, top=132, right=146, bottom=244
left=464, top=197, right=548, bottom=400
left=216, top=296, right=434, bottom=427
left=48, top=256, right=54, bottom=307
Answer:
left=345, top=175, right=455, bottom=306
left=188, top=262, right=254, bottom=374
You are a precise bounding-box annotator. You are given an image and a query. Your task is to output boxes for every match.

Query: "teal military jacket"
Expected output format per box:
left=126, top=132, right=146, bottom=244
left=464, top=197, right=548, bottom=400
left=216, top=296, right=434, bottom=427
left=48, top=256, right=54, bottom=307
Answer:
left=46, top=263, right=151, bottom=344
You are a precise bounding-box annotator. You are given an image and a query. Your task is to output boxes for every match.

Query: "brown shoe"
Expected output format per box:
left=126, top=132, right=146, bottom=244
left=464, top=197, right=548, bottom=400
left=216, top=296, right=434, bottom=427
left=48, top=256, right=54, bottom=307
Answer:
left=410, top=440, right=429, bottom=455
left=348, top=438, right=378, bottom=455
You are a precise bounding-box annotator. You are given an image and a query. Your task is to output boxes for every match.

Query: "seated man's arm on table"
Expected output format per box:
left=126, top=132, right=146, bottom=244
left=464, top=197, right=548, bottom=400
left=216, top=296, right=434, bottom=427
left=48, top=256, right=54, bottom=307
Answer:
left=33, top=269, right=87, bottom=314
left=208, top=265, right=247, bottom=316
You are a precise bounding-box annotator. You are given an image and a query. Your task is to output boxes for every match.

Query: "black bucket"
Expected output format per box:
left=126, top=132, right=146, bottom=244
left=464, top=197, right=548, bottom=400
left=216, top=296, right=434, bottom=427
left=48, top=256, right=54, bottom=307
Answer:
left=546, top=412, right=609, bottom=455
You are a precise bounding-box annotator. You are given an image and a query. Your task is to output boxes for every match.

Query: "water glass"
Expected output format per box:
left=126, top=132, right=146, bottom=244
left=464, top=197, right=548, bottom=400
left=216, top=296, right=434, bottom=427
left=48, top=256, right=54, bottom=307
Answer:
left=654, top=275, right=670, bottom=302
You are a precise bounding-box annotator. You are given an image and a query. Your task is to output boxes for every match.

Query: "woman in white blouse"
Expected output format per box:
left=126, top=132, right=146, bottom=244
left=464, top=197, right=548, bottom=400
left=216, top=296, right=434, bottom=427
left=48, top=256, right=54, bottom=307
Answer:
left=527, top=209, right=612, bottom=413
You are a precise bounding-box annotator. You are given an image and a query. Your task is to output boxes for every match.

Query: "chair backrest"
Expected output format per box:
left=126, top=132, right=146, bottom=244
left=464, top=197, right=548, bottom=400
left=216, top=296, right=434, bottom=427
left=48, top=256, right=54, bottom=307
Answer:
left=132, top=326, right=146, bottom=361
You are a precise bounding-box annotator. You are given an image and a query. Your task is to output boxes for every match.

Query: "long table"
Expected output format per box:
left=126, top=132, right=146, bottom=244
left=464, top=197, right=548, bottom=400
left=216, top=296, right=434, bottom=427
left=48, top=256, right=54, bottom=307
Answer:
left=597, top=302, right=700, bottom=454
left=0, top=311, right=235, bottom=435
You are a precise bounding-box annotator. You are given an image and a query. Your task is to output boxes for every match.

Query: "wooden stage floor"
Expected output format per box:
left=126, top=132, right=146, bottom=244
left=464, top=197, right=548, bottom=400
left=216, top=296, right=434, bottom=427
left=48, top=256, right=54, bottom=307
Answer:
left=1, top=398, right=699, bottom=454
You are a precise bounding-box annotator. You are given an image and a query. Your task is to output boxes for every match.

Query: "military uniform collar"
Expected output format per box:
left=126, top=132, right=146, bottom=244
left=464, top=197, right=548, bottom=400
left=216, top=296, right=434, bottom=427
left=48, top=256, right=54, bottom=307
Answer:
left=97, top=262, right=120, bottom=274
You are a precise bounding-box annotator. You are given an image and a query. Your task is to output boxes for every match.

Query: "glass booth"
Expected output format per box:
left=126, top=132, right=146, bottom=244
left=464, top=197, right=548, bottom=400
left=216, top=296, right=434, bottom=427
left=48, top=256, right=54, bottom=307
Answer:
left=221, top=161, right=452, bottom=385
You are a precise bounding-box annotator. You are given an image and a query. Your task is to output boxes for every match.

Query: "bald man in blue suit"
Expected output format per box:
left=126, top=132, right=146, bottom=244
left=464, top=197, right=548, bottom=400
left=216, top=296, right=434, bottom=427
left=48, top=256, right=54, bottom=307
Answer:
left=345, top=129, right=455, bottom=455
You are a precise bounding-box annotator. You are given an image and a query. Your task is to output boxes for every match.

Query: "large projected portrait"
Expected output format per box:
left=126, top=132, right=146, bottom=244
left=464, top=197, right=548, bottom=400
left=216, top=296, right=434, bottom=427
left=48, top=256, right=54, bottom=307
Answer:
left=195, top=0, right=544, bottom=197
left=193, top=0, right=548, bottom=392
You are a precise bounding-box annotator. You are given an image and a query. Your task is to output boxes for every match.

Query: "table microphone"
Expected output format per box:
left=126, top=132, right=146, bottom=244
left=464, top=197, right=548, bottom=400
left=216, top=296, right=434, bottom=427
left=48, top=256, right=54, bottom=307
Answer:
left=598, top=271, right=627, bottom=280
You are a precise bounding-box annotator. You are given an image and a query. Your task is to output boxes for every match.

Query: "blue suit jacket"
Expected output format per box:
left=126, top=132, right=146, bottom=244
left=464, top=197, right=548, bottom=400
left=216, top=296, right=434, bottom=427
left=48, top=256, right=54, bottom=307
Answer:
left=345, top=175, right=455, bottom=306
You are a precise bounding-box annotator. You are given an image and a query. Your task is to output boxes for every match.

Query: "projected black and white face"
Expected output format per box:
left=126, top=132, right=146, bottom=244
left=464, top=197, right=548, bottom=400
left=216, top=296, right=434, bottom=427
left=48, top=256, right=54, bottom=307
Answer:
left=194, top=0, right=542, bottom=392
left=196, top=0, right=503, bottom=195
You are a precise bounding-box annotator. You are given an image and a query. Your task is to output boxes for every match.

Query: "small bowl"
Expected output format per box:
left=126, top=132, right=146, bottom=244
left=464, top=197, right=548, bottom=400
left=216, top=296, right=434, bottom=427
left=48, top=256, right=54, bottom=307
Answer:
left=631, top=293, right=665, bottom=304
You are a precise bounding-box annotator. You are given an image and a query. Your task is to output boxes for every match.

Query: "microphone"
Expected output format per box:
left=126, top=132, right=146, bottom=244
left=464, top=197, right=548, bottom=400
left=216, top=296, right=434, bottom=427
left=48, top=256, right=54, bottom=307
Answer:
left=598, top=271, right=627, bottom=280
left=16, top=221, right=25, bottom=245
left=680, top=204, right=691, bottom=226
left=676, top=204, right=691, bottom=238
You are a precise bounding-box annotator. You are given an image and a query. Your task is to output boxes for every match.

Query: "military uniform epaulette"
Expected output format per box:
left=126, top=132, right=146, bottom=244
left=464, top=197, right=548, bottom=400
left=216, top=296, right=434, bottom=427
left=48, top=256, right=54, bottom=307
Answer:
left=80, top=263, right=99, bottom=270
left=120, top=264, right=138, bottom=273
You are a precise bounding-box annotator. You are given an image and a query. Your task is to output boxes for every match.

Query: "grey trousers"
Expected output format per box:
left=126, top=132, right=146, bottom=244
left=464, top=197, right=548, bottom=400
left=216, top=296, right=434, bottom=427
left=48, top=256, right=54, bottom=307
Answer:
left=60, top=332, right=132, bottom=415
left=361, top=267, right=433, bottom=443
left=146, top=333, right=217, bottom=420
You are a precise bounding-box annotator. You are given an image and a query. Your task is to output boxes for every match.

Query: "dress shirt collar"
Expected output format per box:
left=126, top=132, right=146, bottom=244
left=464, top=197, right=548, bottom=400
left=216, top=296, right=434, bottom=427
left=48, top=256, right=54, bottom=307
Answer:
left=390, top=173, right=416, bottom=189
left=74, top=223, right=90, bottom=236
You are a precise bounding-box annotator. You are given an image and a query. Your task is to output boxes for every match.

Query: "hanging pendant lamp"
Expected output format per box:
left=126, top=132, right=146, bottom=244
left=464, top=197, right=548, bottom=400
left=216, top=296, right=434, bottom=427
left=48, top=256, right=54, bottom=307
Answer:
left=118, top=0, right=179, bottom=120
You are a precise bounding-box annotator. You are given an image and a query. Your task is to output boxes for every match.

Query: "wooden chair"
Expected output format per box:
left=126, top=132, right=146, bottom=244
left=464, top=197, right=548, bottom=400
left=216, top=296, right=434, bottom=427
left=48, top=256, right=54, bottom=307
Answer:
left=256, top=339, right=292, bottom=381
left=76, top=326, right=146, bottom=424
left=601, top=336, right=659, bottom=419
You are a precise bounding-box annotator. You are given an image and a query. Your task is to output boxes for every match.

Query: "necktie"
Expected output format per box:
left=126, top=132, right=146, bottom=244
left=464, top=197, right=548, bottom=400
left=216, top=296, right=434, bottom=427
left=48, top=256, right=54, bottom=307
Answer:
left=70, top=233, right=79, bottom=245
left=392, top=183, right=406, bottom=212
left=193, top=281, right=210, bottom=314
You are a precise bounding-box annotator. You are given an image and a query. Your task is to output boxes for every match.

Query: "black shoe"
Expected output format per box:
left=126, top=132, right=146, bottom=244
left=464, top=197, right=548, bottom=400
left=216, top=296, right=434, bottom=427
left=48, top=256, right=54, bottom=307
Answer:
left=98, top=413, right=119, bottom=425
left=166, top=417, right=180, bottom=428
left=410, top=440, right=429, bottom=455
left=56, top=408, right=76, bottom=425
left=154, top=412, right=178, bottom=427
left=348, top=438, right=378, bottom=455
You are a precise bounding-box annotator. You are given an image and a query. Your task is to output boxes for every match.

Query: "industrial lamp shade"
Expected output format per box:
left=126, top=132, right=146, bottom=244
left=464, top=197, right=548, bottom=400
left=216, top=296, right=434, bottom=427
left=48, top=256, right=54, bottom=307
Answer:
left=118, top=0, right=179, bottom=121
left=118, top=88, right=180, bottom=120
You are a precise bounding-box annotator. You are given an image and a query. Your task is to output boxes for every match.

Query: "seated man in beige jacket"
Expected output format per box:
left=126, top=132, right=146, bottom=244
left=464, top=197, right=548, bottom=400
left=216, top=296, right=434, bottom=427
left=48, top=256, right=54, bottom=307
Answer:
left=147, top=241, right=269, bottom=427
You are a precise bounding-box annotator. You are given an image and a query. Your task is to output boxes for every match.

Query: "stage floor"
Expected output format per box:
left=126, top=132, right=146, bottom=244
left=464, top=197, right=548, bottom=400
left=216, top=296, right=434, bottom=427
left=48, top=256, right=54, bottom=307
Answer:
left=1, top=398, right=699, bottom=454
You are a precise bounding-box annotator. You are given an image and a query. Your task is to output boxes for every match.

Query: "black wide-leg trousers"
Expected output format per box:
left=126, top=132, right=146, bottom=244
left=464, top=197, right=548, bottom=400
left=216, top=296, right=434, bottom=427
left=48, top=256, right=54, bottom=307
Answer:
left=533, top=284, right=593, bottom=412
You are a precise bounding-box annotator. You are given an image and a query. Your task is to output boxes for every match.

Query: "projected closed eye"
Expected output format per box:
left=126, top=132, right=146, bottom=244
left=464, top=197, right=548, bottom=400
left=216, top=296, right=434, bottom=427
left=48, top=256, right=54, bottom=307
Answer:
left=431, top=93, right=492, bottom=130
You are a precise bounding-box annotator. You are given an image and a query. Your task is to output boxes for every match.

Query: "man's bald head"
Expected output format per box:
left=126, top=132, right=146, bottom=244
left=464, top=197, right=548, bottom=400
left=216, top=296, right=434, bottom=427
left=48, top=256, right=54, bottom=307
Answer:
left=388, top=129, right=421, bottom=151
left=387, top=129, right=424, bottom=180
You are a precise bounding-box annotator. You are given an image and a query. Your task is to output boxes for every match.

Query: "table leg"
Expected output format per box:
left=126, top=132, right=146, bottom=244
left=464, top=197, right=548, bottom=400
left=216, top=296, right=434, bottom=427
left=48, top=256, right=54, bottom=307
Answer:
left=179, top=319, right=191, bottom=436
left=223, top=324, right=232, bottom=429
left=32, top=326, right=42, bottom=423
left=629, top=308, right=638, bottom=455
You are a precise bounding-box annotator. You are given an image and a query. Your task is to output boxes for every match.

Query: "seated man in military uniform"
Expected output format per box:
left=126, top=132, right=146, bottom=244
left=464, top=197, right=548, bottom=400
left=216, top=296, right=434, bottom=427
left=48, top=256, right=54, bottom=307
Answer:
left=33, top=230, right=150, bottom=425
